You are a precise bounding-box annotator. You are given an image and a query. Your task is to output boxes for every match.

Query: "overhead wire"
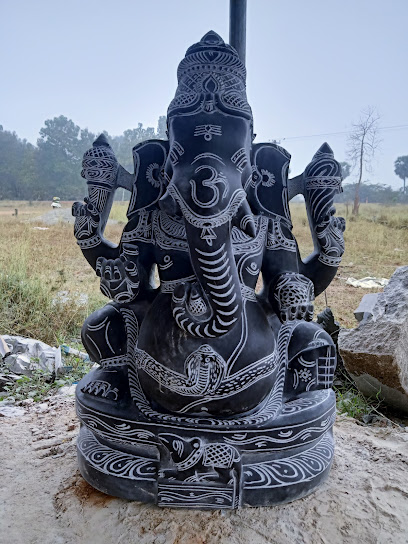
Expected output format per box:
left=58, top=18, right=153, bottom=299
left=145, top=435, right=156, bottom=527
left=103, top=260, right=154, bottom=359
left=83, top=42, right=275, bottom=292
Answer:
left=277, top=124, right=408, bottom=142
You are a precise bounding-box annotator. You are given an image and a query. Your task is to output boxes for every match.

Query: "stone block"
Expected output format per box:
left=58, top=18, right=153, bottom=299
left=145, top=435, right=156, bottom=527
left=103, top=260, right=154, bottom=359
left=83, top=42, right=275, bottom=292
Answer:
left=339, top=266, right=408, bottom=414
left=353, top=293, right=380, bottom=323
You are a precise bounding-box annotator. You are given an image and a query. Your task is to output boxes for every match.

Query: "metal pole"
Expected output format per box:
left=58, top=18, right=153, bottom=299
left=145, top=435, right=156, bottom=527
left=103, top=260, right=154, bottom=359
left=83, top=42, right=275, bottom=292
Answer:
left=229, top=0, right=247, bottom=66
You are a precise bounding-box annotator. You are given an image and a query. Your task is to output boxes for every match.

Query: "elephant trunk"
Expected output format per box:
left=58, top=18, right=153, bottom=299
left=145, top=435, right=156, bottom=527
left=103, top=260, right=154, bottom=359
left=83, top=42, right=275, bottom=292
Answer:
left=164, top=182, right=251, bottom=338
left=172, top=221, right=243, bottom=338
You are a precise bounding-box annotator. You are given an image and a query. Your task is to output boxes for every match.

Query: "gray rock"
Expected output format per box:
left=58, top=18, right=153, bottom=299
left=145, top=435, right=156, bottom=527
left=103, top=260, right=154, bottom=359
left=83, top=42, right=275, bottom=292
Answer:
left=353, top=293, right=380, bottom=323
left=339, top=266, right=408, bottom=414
left=2, top=335, right=51, bottom=358
left=0, top=405, right=26, bottom=417
left=4, top=353, right=32, bottom=375
left=2, top=336, right=63, bottom=376
left=57, top=384, right=77, bottom=397
left=39, top=347, right=63, bottom=375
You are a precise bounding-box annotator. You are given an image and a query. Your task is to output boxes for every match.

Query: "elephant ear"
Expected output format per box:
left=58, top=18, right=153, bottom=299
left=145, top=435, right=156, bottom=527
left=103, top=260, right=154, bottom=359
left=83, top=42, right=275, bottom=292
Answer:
left=126, top=139, right=170, bottom=220
left=247, top=143, right=291, bottom=224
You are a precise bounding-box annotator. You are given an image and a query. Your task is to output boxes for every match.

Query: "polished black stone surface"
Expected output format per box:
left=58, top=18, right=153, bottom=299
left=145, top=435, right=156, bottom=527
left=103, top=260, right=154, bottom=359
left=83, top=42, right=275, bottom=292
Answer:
left=73, top=31, right=345, bottom=508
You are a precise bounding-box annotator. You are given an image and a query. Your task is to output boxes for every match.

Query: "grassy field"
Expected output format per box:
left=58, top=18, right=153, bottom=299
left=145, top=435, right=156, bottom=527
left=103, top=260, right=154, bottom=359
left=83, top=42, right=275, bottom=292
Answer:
left=1, top=199, right=407, bottom=346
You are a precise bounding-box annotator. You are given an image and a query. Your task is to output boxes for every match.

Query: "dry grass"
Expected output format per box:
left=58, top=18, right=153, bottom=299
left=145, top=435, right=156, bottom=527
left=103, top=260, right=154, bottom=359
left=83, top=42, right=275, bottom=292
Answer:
left=0, top=200, right=407, bottom=344
left=0, top=201, right=124, bottom=344
left=290, top=202, right=408, bottom=327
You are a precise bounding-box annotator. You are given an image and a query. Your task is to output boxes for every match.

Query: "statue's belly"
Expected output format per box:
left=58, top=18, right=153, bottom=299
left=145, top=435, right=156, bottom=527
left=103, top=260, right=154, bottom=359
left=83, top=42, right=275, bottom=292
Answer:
left=136, top=293, right=277, bottom=416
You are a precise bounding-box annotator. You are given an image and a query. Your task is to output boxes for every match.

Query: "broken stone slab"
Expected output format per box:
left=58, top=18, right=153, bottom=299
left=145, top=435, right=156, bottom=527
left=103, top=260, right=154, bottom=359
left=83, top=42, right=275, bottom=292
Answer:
left=2, top=335, right=51, bottom=357
left=4, top=353, right=32, bottom=375
left=339, top=266, right=408, bottom=415
left=2, top=336, right=63, bottom=376
left=354, top=293, right=380, bottom=323
left=346, top=276, right=388, bottom=288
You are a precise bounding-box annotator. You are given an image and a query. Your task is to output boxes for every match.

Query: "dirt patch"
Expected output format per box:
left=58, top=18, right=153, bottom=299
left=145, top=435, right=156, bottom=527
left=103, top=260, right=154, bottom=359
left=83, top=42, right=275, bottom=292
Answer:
left=1, top=397, right=408, bottom=543
left=55, top=472, right=115, bottom=511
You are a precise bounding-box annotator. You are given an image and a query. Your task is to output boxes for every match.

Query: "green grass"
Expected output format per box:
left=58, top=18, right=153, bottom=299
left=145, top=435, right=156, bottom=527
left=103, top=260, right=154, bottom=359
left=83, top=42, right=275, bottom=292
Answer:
left=0, top=354, right=93, bottom=403
left=0, top=240, right=91, bottom=345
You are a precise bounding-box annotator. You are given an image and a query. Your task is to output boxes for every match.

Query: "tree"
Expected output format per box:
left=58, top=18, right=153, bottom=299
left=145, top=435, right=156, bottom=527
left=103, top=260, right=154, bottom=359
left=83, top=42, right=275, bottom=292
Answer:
left=346, top=107, right=381, bottom=215
left=156, top=116, right=167, bottom=139
left=339, top=161, right=351, bottom=180
left=0, top=126, right=40, bottom=199
left=394, top=156, right=408, bottom=194
left=0, top=116, right=168, bottom=200
left=36, top=116, right=93, bottom=199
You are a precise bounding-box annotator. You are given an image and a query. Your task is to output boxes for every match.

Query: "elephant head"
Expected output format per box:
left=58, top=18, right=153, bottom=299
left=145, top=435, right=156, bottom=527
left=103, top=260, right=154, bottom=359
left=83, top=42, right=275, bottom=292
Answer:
left=160, top=31, right=255, bottom=338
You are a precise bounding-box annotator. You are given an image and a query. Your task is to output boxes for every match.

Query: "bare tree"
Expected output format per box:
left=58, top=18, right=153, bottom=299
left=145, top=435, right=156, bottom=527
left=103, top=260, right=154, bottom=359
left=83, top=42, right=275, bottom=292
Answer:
left=347, top=107, right=381, bottom=215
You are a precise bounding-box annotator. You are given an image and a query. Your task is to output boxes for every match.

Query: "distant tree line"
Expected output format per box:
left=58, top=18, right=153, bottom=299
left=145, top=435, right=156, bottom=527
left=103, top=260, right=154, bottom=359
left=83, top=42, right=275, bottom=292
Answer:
left=334, top=181, right=408, bottom=205
left=0, top=115, right=167, bottom=200
left=338, top=156, right=408, bottom=205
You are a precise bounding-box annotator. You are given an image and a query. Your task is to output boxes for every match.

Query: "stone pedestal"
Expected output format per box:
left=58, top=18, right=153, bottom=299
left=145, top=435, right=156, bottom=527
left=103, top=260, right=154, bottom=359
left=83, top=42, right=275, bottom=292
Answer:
left=76, top=366, right=335, bottom=508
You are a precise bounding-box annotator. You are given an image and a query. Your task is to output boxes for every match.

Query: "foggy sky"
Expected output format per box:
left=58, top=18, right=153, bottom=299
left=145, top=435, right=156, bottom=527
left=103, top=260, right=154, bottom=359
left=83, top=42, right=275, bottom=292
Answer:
left=1, top=0, right=407, bottom=187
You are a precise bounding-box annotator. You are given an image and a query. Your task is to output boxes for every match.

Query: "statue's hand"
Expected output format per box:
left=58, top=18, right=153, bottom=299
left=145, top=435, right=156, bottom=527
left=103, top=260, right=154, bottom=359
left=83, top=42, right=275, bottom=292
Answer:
left=303, top=143, right=342, bottom=223
left=72, top=198, right=101, bottom=246
left=272, top=273, right=314, bottom=323
left=280, top=302, right=314, bottom=322
left=315, top=207, right=346, bottom=266
left=96, top=244, right=140, bottom=303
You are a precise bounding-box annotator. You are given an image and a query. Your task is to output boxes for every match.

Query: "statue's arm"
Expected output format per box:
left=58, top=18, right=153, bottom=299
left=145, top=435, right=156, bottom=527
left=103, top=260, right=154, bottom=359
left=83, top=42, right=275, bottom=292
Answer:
left=72, top=135, right=134, bottom=270
left=75, top=137, right=168, bottom=300
left=73, top=198, right=120, bottom=269
left=261, top=223, right=315, bottom=321
left=259, top=142, right=345, bottom=321
left=293, top=143, right=345, bottom=297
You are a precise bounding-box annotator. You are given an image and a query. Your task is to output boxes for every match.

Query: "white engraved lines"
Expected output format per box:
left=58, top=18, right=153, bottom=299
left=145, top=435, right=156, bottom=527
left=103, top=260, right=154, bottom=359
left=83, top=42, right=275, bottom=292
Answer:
left=266, top=220, right=297, bottom=253
left=191, top=153, right=225, bottom=165
left=146, top=163, right=161, bottom=188
left=172, top=244, right=239, bottom=337
left=245, top=262, right=260, bottom=276
left=82, top=380, right=119, bottom=400
left=166, top=184, right=247, bottom=240
left=77, top=427, right=157, bottom=481
left=134, top=345, right=279, bottom=399
left=121, top=210, right=152, bottom=244
left=317, top=346, right=336, bottom=388
left=231, top=148, right=247, bottom=173
left=243, top=434, right=334, bottom=489
left=194, top=124, right=222, bottom=141
left=224, top=409, right=335, bottom=448
left=198, top=244, right=238, bottom=332
left=135, top=345, right=227, bottom=396
left=169, top=141, right=184, bottom=165
left=160, top=275, right=196, bottom=293
left=158, top=255, right=174, bottom=271
left=190, top=165, right=228, bottom=208
left=130, top=322, right=295, bottom=425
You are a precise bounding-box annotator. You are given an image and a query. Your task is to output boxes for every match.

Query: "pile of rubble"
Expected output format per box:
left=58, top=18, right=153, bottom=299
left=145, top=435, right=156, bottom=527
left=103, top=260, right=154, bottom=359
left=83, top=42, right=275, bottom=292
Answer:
left=0, top=335, right=92, bottom=417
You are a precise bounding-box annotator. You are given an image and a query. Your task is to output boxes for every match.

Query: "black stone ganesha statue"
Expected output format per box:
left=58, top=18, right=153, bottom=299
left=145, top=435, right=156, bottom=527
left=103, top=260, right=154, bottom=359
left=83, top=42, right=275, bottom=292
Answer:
left=73, top=31, right=345, bottom=509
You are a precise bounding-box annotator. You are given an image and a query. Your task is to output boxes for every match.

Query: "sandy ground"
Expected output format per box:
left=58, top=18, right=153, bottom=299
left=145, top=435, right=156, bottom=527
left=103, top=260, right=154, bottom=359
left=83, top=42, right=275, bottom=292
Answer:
left=1, top=397, right=408, bottom=544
